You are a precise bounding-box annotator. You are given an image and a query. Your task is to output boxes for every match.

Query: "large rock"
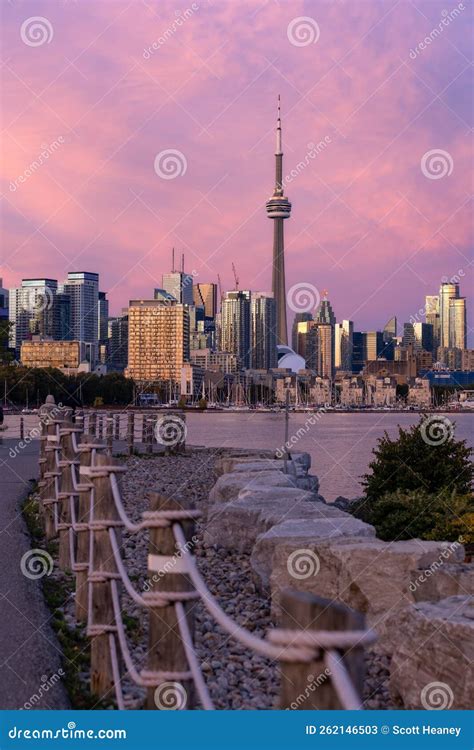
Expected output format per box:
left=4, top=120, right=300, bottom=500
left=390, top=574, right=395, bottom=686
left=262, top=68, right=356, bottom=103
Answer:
left=214, top=452, right=277, bottom=476
left=252, top=516, right=375, bottom=590
left=267, top=538, right=463, bottom=627
left=411, top=562, right=474, bottom=603
left=388, top=596, right=474, bottom=709
left=204, top=491, right=330, bottom=553
left=206, top=470, right=297, bottom=508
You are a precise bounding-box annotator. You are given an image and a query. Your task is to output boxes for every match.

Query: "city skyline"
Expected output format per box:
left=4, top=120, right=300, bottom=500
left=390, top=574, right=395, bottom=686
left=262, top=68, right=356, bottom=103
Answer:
left=1, top=1, right=472, bottom=344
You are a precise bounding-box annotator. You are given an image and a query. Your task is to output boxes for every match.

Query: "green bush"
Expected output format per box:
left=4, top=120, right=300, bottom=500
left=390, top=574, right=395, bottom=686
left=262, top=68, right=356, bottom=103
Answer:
left=355, top=489, right=474, bottom=543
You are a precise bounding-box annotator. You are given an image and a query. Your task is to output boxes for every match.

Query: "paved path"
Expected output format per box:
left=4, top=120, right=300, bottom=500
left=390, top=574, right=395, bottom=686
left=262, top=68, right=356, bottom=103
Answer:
left=0, top=434, right=70, bottom=709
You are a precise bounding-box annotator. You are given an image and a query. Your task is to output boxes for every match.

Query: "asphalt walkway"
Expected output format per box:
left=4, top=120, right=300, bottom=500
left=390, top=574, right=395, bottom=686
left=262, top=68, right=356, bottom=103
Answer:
left=0, top=433, right=70, bottom=709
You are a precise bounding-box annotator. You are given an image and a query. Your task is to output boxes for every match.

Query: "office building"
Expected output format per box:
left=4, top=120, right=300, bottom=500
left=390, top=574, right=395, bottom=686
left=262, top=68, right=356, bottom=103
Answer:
left=20, top=339, right=82, bottom=372
left=291, top=312, right=312, bottom=352
left=449, top=297, right=466, bottom=350
left=413, top=322, right=434, bottom=354
left=0, top=279, right=8, bottom=321
left=9, top=278, right=57, bottom=353
left=220, top=290, right=251, bottom=369
left=335, top=320, right=353, bottom=371
left=126, top=299, right=189, bottom=382
left=439, top=283, right=458, bottom=348
left=251, top=293, right=277, bottom=370
left=108, top=310, right=129, bottom=372
left=60, top=272, right=99, bottom=364
left=193, top=283, right=218, bottom=319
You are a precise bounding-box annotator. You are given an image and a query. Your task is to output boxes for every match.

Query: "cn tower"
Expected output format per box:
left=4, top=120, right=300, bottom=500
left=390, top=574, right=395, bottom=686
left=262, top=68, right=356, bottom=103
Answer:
left=266, top=95, right=291, bottom=346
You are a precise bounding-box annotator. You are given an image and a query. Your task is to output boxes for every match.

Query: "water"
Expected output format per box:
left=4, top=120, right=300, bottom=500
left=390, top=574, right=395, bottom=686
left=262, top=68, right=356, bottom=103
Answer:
left=3, top=412, right=472, bottom=502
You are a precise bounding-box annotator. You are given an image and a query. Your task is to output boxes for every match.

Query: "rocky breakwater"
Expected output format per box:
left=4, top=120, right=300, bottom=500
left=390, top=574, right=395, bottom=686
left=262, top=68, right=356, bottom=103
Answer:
left=205, top=452, right=474, bottom=709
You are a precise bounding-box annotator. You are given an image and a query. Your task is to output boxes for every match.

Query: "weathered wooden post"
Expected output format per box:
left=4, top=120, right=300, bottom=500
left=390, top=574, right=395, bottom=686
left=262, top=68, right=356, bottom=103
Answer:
left=141, top=413, right=147, bottom=445
left=42, top=415, right=63, bottom=540
left=74, top=434, right=95, bottom=623
left=57, top=414, right=79, bottom=571
left=89, top=452, right=121, bottom=700
left=278, top=591, right=365, bottom=710
left=145, top=493, right=196, bottom=709
left=20, top=416, right=24, bottom=440
left=127, top=412, right=134, bottom=456
left=114, top=413, right=120, bottom=441
left=97, top=414, right=104, bottom=440
left=146, top=416, right=153, bottom=455
left=90, top=411, right=97, bottom=437
left=106, top=416, right=114, bottom=456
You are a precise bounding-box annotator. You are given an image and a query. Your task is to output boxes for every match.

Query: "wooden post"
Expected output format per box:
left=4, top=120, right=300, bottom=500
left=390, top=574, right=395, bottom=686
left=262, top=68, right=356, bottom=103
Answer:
left=97, top=414, right=103, bottom=440
left=114, top=413, right=120, bottom=441
left=127, top=412, right=134, bottom=456
left=57, top=419, right=79, bottom=571
left=90, top=411, right=97, bottom=437
left=20, top=416, right=24, bottom=440
left=146, top=492, right=196, bottom=709
left=106, top=416, right=114, bottom=456
left=141, top=413, right=147, bottom=445
left=74, top=434, right=95, bottom=623
left=89, top=452, right=121, bottom=700
left=146, top=416, right=153, bottom=455
left=42, top=419, right=63, bottom=540
left=278, top=591, right=365, bottom=710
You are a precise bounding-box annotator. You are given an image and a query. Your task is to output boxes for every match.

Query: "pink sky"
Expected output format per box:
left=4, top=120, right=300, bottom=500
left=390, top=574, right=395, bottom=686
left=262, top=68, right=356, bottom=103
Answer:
left=1, top=0, right=472, bottom=341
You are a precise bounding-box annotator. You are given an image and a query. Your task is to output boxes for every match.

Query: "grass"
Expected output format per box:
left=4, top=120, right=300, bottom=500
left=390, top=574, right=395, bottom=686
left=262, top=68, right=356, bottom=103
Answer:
left=21, top=489, right=114, bottom=709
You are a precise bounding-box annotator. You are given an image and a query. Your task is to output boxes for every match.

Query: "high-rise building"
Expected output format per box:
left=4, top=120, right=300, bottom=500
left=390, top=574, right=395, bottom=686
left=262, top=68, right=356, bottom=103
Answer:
left=193, top=283, right=218, bottom=320
left=9, top=278, right=57, bottom=354
left=449, top=297, right=466, bottom=350
left=383, top=317, right=397, bottom=343
left=314, top=323, right=333, bottom=378
left=365, top=331, right=384, bottom=361
left=292, top=312, right=312, bottom=352
left=296, top=320, right=318, bottom=370
left=54, top=292, right=71, bottom=341
left=425, top=295, right=440, bottom=352
left=60, top=272, right=99, bottom=363
left=126, top=299, right=189, bottom=382
left=251, top=293, right=277, bottom=370
left=98, top=291, right=109, bottom=345
left=266, top=96, right=291, bottom=346
left=108, top=310, right=129, bottom=372
left=439, top=283, right=459, bottom=348
left=162, top=253, right=194, bottom=307
left=402, top=323, right=416, bottom=348
left=0, top=278, right=9, bottom=322
left=335, top=320, right=353, bottom=371
left=220, top=290, right=251, bottom=369
left=413, top=322, right=434, bottom=354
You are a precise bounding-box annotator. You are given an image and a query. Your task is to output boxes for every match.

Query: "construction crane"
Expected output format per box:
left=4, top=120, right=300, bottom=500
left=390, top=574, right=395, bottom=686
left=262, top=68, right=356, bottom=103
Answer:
left=217, top=273, right=223, bottom=302
left=232, top=263, right=240, bottom=291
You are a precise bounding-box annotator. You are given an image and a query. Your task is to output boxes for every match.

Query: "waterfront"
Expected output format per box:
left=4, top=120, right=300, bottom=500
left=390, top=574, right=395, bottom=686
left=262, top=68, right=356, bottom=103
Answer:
left=3, top=411, right=472, bottom=501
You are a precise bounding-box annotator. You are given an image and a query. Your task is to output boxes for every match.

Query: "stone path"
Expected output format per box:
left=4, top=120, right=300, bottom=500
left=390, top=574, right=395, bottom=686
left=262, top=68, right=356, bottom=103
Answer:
left=0, top=434, right=69, bottom=709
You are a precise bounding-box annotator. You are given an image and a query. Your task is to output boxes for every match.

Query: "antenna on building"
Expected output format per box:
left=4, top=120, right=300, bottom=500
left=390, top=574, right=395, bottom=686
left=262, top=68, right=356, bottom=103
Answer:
left=181, top=253, right=185, bottom=273
left=172, top=247, right=175, bottom=272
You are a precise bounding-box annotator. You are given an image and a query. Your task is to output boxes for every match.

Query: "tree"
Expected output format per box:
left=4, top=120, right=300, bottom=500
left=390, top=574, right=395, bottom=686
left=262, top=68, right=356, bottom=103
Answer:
left=361, top=416, right=473, bottom=502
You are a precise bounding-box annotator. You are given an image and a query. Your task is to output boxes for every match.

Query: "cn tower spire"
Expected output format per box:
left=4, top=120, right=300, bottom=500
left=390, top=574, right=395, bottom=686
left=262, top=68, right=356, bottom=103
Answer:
left=266, top=95, right=291, bottom=346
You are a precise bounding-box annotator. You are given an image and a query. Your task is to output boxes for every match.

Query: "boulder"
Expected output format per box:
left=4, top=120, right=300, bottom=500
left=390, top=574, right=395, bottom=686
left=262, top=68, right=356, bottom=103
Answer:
left=267, top=538, right=463, bottom=627
left=410, top=562, right=474, bottom=602
left=388, top=596, right=474, bottom=709
left=214, top=452, right=276, bottom=476
left=206, top=470, right=297, bottom=508
left=252, top=515, right=375, bottom=590
left=204, top=491, right=330, bottom=553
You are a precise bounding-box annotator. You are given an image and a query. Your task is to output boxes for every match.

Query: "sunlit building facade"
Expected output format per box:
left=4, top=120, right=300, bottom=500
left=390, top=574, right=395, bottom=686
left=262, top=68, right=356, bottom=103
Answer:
left=126, top=300, right=189, bottom=382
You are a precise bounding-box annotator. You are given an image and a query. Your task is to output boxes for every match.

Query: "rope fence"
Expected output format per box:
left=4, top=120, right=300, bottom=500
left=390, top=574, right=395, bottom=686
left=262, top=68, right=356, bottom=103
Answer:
left=35, top=397, right=376, bottom=710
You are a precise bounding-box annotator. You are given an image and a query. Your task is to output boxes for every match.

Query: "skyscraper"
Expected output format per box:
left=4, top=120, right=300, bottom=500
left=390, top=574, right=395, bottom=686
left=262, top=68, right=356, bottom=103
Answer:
left=9, top=278, right=57, bottom=354
left=439, top=283, right=459, bottom=349
left=413, top=322, right=434, bottom=353
left=314, top=297, right=336, bottom=376
left=335, top=320, right=353, bottom=371
left=162, top=253, right=194, bottom=305
left=251, top=293, right=277, bottom=370
left=266, top=96, right=291, bottom=346
left=425, top=295, right=440, bottom=352
left=60, top=272, right=99, bottom=364
left=193, top=283, right=218, bottom=320
left=292, top=312, right=312, bottom=352
left=126, top=299, right=189, bottom=382
left=449, top=297, right=466, bottom=350
left=220, top=290, right=251, bottom=369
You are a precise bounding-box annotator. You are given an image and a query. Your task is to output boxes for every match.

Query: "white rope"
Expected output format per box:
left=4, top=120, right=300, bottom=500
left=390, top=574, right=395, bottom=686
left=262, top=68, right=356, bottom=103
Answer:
left=324, top=650, right=363, bottom=710
left=175, top=601, right=215, bottom=710
left=267, top=628, right=377, bottom=650
left=172, top=525, right=315, bottom=663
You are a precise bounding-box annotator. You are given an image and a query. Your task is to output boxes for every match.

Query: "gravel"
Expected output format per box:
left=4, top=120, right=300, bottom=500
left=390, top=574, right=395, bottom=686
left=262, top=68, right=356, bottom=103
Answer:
left=59, top=448, right=393, bottom=709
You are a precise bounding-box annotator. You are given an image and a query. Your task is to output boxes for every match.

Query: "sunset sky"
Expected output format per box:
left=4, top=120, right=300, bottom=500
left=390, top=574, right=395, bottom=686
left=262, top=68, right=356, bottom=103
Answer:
left=1, top=0, right=472, bottom=340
